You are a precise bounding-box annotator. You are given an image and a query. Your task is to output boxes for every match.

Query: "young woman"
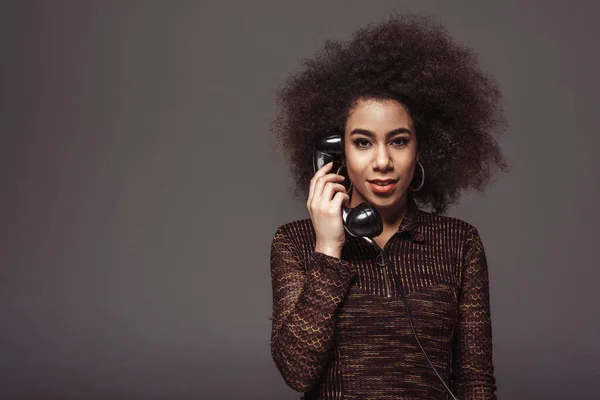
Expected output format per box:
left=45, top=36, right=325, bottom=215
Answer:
left=269, top=14, right=507, bottom=400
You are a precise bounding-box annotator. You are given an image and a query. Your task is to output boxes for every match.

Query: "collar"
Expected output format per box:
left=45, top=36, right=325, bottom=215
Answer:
left=396, top=194, right=425, bottom=243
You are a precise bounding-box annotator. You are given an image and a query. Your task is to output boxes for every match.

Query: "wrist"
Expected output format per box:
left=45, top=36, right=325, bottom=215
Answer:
left=315, top=242, right=343, bottom=258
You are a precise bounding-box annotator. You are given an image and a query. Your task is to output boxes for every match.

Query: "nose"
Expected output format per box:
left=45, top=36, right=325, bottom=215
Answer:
left=373, top=145, right=392, bottom=170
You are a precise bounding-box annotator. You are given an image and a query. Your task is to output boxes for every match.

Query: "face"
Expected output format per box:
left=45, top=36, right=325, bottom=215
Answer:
left=344, top=98, right=418, bottom=212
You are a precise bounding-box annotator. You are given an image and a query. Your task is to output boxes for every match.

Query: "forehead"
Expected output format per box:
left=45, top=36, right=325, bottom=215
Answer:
left=345, top=98, right=413, bottom=132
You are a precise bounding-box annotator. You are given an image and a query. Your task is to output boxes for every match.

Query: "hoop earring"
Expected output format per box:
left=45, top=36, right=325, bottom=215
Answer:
left=409, top=161, right=425, bottom=192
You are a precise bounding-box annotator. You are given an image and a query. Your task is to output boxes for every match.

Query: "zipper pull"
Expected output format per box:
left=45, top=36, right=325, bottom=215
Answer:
left=375, top=253, right=386, bottom=267
left=359, top=237, right=392, bottom=297
left=375, top=251, right=392, bottom=298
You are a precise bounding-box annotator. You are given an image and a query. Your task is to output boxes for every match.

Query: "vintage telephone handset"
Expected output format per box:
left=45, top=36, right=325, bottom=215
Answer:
left=312, top=133, right=383, bottom=239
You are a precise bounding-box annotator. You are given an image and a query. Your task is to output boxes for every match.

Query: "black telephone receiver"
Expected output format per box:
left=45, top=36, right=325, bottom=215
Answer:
left=313, top=133, right=383, bottom=239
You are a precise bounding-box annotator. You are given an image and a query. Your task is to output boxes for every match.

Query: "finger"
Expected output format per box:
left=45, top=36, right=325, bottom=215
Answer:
left=312, top=174, right=345, bottom=208
left=308, top=161, right=333, bottom=207
left=318, top=182, right=347, bottom=213
left=332, top=192, right=350, bottom=210
left=320, top=182, right=347, bottom=205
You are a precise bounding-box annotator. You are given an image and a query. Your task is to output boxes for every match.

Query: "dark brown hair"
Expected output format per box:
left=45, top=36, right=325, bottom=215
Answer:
left=271, top=14, right=508, bottom=213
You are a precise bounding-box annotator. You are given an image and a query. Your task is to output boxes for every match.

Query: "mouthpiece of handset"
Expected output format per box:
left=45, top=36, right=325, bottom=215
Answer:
left=341, top=203, right=383, bottom=238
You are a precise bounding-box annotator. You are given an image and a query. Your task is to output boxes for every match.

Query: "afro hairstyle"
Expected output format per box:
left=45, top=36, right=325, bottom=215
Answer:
left=271, top=13, right=508, bottom=213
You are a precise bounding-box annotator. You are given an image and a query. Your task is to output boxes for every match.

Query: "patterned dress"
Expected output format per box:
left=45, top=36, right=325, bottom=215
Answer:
left=269, top=196, right=496, bottom=399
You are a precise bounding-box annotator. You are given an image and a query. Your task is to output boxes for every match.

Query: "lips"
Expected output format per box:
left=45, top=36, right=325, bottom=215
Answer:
left=368, top=179, right=398, bottom=194
left=368, top=179, right=398, bottom=185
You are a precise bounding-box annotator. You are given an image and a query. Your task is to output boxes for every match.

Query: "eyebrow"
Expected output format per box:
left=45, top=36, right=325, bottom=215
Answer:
left=350, top=128, right=413, bottom=138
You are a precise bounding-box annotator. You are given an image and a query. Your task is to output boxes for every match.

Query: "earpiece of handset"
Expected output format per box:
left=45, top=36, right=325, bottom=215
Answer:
left=312, top=134, right=344, bottom=174
left=341, top=203, right=383, bottom=239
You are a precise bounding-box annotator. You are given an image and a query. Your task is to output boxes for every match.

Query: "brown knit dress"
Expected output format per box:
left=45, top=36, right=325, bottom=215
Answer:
left=269, top=196, right=496, bottom=400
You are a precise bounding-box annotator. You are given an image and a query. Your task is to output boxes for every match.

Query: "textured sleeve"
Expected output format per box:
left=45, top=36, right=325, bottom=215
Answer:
left=451, top=227, right=497, bottom=400
left=269, top=226, right=358, bottom=392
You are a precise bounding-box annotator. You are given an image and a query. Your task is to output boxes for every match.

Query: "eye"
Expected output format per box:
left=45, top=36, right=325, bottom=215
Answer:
left=392, top=137, right=410, bottom=147
left=353, top=138, right=371, bottom=148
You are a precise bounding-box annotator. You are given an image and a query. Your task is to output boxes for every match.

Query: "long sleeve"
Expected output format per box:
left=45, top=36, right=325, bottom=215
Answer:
left=451, top=227, right=497, bottom=400
left=269, top=226, right=358, bottom=392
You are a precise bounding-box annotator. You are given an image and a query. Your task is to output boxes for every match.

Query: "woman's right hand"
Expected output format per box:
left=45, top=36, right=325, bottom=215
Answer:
left=307, top=161, right=350, bottom=258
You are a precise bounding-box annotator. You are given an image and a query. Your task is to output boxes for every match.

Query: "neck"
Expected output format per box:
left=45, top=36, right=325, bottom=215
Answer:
left=378, top=194, right=409, bottom=233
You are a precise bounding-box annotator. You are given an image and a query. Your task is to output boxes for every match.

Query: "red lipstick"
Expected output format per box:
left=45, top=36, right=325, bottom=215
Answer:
left=368, top=179, right=398, bottom=194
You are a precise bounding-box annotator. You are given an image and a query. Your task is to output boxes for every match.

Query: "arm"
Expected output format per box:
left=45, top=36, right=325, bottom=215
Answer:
left=269, top=226, right=357, bottom=392
left=451, top=227, right=497, bottom=400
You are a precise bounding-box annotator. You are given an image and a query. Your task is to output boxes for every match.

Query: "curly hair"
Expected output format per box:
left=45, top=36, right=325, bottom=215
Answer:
left=271, top=13, right=508, bottom=214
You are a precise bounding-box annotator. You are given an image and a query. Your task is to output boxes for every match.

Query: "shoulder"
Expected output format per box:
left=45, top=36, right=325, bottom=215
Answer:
left=271, top=218, right=316, bottom=255
left=415, top=210, right=486, bottom=268
left=416, top=208, right=480, bottom=240
left=271, top=218, right=319, bottom=262
left=273, top=218, right=314, bottom=238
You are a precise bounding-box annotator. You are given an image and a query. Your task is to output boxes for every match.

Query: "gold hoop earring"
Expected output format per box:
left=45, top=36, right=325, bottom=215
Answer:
left=409, top=161, right=425, bottom=192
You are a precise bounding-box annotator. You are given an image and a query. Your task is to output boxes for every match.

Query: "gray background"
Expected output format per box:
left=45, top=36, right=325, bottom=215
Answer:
left=1, top=0, right=599, bottom=399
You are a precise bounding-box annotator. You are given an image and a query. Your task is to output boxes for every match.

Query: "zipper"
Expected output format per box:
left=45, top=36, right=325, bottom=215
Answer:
left=375, top=248, right=392, bottom=298
left=362, top=236, right=394, bottom=298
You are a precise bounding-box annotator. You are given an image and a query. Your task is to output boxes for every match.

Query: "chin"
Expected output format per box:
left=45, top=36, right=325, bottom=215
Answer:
left=369, top=192, right=408, bottom=209
left=372, top=199, right=402, bottom=210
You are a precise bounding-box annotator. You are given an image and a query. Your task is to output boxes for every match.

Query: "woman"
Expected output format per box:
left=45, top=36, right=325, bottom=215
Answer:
left=269, top=14, right=507, bottom=400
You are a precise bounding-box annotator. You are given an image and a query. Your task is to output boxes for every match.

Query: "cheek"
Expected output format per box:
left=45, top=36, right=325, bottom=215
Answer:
left=344, top=164, right=360, bottom=182
left=407, top=158, right=417, bottom=174
left=343, top=150, right=363, bottom=178
left=398, top=158, right=417, bottom=185
left=407, top=163, right=416, bottom=181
